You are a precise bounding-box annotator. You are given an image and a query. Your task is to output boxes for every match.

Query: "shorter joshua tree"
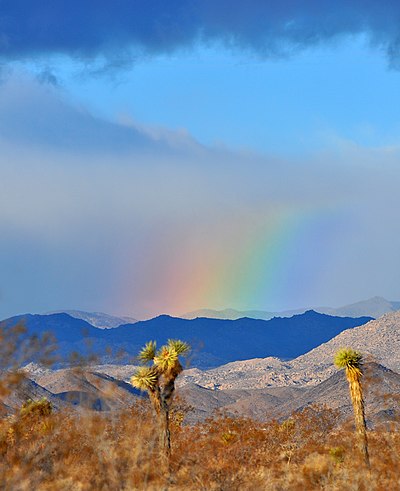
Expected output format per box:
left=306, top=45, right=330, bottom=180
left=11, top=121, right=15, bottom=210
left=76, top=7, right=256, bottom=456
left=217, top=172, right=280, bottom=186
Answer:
left=130, top=339, right=190, bottom=459
left=334, top=348, right=370, bottom=467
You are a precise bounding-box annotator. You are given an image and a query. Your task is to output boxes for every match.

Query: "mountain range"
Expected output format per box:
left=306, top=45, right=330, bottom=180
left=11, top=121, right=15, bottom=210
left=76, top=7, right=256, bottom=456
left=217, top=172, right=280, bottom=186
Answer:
left=1, top=310, right=372, bottom=369
left=38, top=295, right=400, bottom=328
left=1, top=309, right=399, bottom=424
left=16, top=311, right=400, bottom=424
left=182, top=296, right=400, bottom=321
left=46, top=310, right=137, bottom=329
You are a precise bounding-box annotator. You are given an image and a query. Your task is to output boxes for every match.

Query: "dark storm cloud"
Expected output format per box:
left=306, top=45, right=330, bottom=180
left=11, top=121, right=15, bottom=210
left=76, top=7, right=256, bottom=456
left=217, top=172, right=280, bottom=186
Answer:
left=1, top=1, right=400, bottom=66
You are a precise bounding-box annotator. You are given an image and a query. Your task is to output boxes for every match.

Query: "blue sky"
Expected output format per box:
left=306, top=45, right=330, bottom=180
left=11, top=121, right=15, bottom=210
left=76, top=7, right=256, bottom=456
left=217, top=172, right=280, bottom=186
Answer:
left=1, top=2, right=400, bottom=319
left=20, top=36, right=400, bottom=155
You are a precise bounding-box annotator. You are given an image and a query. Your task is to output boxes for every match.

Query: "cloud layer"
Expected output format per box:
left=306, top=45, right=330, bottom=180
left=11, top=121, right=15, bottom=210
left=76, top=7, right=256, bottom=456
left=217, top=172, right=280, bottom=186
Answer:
left=1, top=1, right=400, bottom=67
left=1, top=75, right=400, bottom=319
left=0, top=74, right=202, bottom=155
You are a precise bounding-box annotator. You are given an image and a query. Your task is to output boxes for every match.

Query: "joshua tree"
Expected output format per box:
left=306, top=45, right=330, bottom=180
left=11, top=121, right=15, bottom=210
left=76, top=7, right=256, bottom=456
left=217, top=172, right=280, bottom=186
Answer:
left=130, top=339, right=189, bottom=459
left=334, top=348, right=370, bottom=467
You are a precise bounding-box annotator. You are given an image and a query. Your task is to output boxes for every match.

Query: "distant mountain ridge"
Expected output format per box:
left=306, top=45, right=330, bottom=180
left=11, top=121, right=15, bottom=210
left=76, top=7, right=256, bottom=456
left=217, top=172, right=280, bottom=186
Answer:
left=4, top=310, right=398, bottom=424
left=181, top=307, right=303, bottom=321
left=319, top=296, right=400, bottom=319
left=46, top=310, right=137, bottom=329
left=182, top=296, right=400, bottom=320
left=1, top=310, right=372, bottom=369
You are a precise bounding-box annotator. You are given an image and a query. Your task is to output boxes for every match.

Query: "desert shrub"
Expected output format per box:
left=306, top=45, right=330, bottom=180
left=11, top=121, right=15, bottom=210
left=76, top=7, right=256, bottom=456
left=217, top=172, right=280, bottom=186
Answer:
left=20, top=398, right=52, bottom=418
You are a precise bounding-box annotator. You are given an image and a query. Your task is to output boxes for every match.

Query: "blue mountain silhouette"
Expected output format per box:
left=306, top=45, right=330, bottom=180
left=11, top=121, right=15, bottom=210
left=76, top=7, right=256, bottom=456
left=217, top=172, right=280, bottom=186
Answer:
left=1, top=311, right=373, bottom=368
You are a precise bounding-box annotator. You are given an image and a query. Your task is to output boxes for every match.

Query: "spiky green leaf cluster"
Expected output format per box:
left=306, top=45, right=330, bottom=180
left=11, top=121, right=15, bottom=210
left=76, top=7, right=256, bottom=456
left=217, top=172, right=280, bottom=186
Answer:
left=167, top=339, right=190, bottom=356
left=130, top=366, right=158, bottom=392
left=138, top=340, right=157, bottom=363
left=153, top=346, right=179, bottom=372
left=130, top=339, right=190, bottom=394
left=334, top=348, right=363, bottom=370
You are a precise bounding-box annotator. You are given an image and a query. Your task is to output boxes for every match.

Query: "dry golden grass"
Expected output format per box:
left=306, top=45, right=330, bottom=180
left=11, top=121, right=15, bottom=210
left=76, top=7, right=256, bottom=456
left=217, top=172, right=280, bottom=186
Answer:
left=0, top=397, right=399, bottom=491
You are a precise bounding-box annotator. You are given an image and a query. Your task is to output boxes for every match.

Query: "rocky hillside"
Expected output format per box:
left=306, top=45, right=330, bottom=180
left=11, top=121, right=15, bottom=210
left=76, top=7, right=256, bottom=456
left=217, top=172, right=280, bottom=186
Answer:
left=179, top=363, right=400, bottom=423
left=25, top=365, right=143, bottom=411
left=17, top=362, right=399, bottom=425
left=177, top=311, right=400, bottom=390
left=2, top=375, right=68, bottom=412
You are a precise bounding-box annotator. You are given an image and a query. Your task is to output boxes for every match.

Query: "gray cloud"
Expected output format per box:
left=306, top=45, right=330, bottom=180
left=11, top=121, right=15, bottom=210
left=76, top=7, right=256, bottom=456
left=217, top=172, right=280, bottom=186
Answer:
left=1, top=1, right=400, bottom=69
left=0, top=73, right=207, bottom=156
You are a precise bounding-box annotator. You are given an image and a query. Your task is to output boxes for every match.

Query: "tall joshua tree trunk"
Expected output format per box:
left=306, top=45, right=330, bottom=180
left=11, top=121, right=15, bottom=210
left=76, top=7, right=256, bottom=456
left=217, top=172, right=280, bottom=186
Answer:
left=160, top=401, right=171, bottom=458
left=146, top=383, right=171, bottom=460
left=334, top=348, right=370, bottom=468
left=131, top=339, right=189, bottom=463
left=347, top=367, right=369, bottom=465
left=160, top=373, right=177, bottom=458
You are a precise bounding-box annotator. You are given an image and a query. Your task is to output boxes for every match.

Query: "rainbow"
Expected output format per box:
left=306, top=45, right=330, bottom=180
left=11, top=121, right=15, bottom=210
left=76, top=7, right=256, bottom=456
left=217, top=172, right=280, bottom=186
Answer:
left=115, top=204, right=343, bottom=318
left=166, top=205, right=342, bottom=315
